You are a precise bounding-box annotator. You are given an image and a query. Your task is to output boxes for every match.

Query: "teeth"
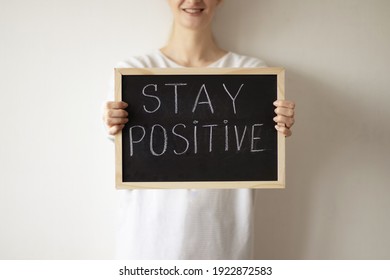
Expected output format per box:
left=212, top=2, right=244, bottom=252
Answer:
left=184, top=8, right=203, bottom=14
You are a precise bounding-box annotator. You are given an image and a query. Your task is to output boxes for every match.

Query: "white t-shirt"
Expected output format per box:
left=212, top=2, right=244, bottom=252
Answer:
left=112, top=50, right=266, bottom=259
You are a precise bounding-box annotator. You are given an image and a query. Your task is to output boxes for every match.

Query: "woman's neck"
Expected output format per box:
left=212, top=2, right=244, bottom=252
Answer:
left=160, top=25, right=227, bottom=67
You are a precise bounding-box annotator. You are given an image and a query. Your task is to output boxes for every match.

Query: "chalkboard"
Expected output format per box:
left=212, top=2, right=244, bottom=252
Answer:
left=115, top=68, right=285, bottom=189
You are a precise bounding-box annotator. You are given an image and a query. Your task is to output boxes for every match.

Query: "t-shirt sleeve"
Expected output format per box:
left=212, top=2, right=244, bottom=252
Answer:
left=106, top=59, right=144, bottom=101
left=238, top=55, right=267, bottom=68
left=251, top=59, right=268, bottom=68
left=220, top=52, right=267, bottom=68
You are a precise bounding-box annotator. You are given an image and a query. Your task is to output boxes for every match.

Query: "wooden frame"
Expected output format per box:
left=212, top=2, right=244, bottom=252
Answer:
left=115, top=68, right=285, bottom=189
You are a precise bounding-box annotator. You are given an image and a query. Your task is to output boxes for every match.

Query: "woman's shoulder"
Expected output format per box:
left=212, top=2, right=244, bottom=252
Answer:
left=218, top=52, right=267, bottom=68
left=115, top=50, right=172, bottom=68
left=115, top=50, right=267, bottom=68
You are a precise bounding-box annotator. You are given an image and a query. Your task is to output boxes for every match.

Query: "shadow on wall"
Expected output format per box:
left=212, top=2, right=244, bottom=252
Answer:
left=253, top=68, right=339, bottom=259
left=253, top=65, right=390, bottom=259
left=213, top=0, right=289, bottom=57
left=215, top=0, right=390, bottom=259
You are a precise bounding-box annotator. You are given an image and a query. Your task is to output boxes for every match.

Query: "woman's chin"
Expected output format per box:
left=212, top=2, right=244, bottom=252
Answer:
left=178, top=19, right=210, bottom=31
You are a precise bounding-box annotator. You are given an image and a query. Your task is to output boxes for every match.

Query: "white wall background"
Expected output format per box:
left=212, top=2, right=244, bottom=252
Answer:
left=0, top=0, right=389, bottom=259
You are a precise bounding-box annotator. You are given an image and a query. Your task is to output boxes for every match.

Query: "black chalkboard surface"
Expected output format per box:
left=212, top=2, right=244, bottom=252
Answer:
left=115, top=68, right=285, bottom=189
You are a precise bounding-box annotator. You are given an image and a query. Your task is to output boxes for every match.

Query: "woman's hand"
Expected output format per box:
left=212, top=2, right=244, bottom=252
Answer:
left=103, top=101, right=129, bottom=135
left=273, top=100, right=295, bottom=137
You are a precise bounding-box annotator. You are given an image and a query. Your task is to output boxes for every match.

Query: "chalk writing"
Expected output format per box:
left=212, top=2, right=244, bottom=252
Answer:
left=129, top=82, right=266, bottom=156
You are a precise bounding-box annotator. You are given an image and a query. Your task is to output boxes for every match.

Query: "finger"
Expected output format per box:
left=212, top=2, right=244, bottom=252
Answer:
left=108, top=109, right=128, bottom=118
left=273, top=116, right=295, bottom=128
left=108, top=125, right=125, bottom=135
left=273, top=100, right=295, bottom=109
left=275, top=107, right=294, bottom=117
left=275, top=125, right=292, bottom=137
left=105, top=101, right=128, bottom=110
left=106, top=117, right=128, bottom=126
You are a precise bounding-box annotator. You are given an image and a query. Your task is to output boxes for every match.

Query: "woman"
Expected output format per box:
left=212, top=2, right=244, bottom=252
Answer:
left=103, top=0, right=295, bottom=259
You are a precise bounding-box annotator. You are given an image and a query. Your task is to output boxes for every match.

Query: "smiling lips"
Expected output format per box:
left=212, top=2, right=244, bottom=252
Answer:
left=182, top=8, right=205, bottom=15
